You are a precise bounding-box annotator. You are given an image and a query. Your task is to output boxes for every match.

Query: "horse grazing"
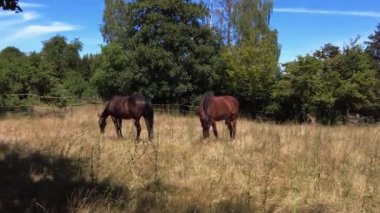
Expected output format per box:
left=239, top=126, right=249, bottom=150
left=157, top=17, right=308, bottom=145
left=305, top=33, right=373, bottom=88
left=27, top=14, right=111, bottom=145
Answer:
left=98, top=95, right=154, bottom=141
left=198, top=95, right=239, bottom=139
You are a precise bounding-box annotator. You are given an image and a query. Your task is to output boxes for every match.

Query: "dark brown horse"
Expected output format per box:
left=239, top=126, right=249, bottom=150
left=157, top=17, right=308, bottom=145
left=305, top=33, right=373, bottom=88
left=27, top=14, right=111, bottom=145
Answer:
left=98, top=94, right=154, bottom=140
left=198, top=95, right=239, bottom=139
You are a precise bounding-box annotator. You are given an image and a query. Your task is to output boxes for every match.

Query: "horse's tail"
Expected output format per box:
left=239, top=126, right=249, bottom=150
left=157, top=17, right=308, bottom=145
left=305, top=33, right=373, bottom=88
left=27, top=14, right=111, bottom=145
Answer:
left=144, top=98, right=154, bottom=140
left=202, top=95, right=212, bottom=122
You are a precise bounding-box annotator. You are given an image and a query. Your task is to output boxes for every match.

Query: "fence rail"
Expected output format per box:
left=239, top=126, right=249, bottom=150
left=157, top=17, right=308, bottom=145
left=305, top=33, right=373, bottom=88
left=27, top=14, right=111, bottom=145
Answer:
left=4, top=93, right=76, bottom=99
left=0, top=94, right=201, bottom=115
left=0, top=94, right=264, bottom=117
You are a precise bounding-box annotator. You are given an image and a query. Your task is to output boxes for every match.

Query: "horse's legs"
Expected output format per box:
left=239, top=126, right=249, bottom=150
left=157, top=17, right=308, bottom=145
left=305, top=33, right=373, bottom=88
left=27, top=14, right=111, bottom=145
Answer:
left=144, top=117, right=153, bottom=141
left=211, top=121, right=218, bottom=139
left=134, top=118, right=141, bottom=141
left=201, top=119, right=210, bottom=139
left=118, top=118, right=123, bottom=137
left=231, top=115, right=237, bottom=139
left=111, top=116, right=121, bottom=137
left=225, top=117, right=233, bottom=138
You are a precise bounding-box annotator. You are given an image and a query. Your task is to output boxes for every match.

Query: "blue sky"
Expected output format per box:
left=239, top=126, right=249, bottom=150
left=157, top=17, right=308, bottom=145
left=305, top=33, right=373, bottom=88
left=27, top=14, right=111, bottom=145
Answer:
left=0, top=0, right=380, bottom=63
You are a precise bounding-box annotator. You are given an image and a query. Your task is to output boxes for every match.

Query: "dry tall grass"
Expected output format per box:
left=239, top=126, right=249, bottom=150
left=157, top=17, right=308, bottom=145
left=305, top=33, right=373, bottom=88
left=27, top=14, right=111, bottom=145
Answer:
left=0, top=105, right=379, bottom=212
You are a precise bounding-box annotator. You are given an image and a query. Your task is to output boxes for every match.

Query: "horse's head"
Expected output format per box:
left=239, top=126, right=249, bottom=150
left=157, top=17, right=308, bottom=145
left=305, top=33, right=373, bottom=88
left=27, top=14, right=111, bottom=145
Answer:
left=98, top=113, right=106, bottom=133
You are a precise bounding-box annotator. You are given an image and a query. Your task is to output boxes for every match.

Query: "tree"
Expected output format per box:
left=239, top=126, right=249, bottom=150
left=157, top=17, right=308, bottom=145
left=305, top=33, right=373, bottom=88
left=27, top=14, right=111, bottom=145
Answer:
left=95, top=0, right=222, bottom=104
left=365, top=23, right=380, bottom=116
left=313, top=43, right=340, bottom=60
left=365, top=23, right=380, bottom=62
left=222, top=0, right=280, bottom=115
left=77, top=54, right=101, bottom=98
left=214, top=0, right=234, bottom=46
left=270, top=55, right=336, bottom=123
left=80, top=54, right=101, bottom=81
left=40, top=35, right=82, bottom=79
left=91, top=43, right=129, bottom=99
left=223, top=30, right=280, bottom=114
left=270, top=42, right=378, bottom=123
left=232, top=0, right=273, bottom=43
left=0, top=47, right=37, bottom=111
left=28, top=51, right=57, bottom=98
left=332, top=43, right=377, bottom=120
left=36, top=35, right=91, bottom=104
left=0, top=0, right=21, bottom=12
left=101, top=0, right=129, bottom=44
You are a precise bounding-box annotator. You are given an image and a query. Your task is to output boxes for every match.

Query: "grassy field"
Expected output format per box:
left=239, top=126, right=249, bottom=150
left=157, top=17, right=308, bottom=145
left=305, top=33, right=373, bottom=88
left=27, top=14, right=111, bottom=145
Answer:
left=0, top=105, right=379, bottom=212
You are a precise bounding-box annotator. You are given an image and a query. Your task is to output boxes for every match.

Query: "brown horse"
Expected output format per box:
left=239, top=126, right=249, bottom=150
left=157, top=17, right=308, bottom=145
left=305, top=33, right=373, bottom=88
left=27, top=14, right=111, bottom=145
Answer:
left=198, top=95, right=239, bottom=139
left=98, top=94, right=154, bottom=140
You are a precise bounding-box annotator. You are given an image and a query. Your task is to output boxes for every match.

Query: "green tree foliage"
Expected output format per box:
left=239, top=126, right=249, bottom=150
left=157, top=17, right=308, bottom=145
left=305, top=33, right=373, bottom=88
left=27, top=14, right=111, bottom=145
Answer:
left=365, top=23, right=380, bottom=117
left=333, top=42, right=377, bottom=120
left=0, top=0, right=21, bottom=12
left=78, top=54, right=101, bottom=98
left=91, top=43, right=129, bottom=99
left=0, top=35, right=97, bottom=111
left=366, top=23, right=380, bottom=62
left=313, top=43, right=340, bottom=60
left=223, top=30, right=280, bottom=113
left=213, top=0, right=234, bottom=46
left=271, top=42, right=378, bottom=123
left=39, top=35, right=95, bottom=102
left=222, top=0, right=280, bottom=115
left=232, top=0, right=274, bottom=43
left=0, top=47, right=38, bottom=110
left=101, top=0, right=129, bottom=44
left=40, top=36, right=82, bottom=79
left=95, top=0, right=222, bottom=104
left=270, top=54, right=336, bottom=123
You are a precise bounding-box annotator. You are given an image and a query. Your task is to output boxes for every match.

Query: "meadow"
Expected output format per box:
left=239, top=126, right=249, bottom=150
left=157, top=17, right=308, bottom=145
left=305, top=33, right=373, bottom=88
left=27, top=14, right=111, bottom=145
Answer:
left=0, top=105, right=379, bottom=212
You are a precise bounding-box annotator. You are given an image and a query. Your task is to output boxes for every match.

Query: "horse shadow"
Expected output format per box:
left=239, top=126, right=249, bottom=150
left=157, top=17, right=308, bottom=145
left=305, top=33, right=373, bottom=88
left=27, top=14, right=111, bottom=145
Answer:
left=0, top=143, right=129, bottom=212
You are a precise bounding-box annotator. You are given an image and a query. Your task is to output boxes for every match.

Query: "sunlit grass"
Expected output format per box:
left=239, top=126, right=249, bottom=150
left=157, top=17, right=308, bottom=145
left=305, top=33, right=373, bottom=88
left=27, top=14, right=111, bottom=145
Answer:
left=0, top=105, right=379, bottom=212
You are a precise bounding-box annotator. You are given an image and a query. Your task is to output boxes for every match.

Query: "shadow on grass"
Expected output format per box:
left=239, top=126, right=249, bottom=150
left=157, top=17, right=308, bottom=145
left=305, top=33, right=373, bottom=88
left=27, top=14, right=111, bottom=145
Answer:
left=0, top=143, right=129, bottom=212
left=0, top=141, right=328, bottom=213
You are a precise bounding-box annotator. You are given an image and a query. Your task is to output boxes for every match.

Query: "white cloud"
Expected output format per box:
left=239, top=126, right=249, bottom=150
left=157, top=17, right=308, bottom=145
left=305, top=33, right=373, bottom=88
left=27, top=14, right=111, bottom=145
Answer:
left=274, top=7, right=380, bottom=18
left=20, top=11, right=39, bottom=21
left=19, top=2, right=45, bottom=8
left=0, top=11, right=39, bottom=27
left=0, top=11, right=39, bottom=20
left=0, top=11, right=15, bottom=17
left=13, top=22, right=78, bottom=38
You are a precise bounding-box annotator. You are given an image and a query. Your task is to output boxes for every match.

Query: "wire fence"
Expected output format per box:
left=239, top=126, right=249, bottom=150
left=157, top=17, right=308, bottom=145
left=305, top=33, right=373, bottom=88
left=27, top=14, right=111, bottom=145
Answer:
left=0, top=94, right=267, bottom=119
left=152, top=104, right=198, bottom=114
left=2, top=94, right=378, bottom=124
left=0, top=94, right=200, bottom=116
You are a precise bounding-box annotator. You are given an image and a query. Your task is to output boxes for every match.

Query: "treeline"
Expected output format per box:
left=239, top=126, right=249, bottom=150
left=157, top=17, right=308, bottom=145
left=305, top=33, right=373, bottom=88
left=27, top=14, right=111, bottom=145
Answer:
left=0, top=0, right=379, bottom=123
left=0, top=36, right=100, bottom=109
left=271, top=41, right=379, bottom=123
